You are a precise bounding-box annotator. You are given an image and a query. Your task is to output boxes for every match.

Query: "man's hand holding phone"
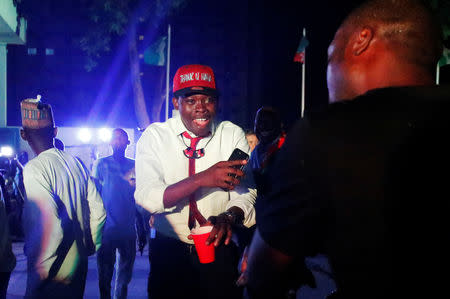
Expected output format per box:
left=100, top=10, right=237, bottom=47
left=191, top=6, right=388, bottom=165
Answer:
left=194, top=149, right=249, bottom=190
left=227, top=148, right=250, bottom=180
left=195, top=159, right=247, bottom=191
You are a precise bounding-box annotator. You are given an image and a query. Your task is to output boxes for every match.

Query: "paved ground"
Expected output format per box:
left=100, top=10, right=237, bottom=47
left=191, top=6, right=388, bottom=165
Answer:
left=6, top=241, right=150, bottom=298
left=6, top=241, right=336, bottom=299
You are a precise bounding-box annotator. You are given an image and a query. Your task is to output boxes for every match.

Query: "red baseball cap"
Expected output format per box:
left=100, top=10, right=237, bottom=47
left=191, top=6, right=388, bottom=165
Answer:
left=173, top=64, right=219, bottom=98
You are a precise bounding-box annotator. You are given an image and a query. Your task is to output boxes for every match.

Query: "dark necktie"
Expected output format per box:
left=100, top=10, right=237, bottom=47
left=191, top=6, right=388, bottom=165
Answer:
left=182, top=131, right=208, bottom=229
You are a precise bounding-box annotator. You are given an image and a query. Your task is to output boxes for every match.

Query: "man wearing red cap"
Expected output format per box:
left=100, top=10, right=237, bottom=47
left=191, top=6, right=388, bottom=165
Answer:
left=19, top=97, right=106, bottom=298
left=135, top=64, right=256, bottom=299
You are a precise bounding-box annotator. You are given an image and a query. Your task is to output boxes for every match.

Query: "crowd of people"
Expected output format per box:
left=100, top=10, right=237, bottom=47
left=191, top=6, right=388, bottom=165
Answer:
left=1, top=0, right=449, bottom=298
left=0, top=154, right=26, bottom=241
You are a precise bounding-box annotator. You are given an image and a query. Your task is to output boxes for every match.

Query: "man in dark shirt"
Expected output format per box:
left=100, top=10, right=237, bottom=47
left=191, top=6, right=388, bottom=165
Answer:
left=92, top=129, right=141, bottom=299
left=245, top=1, right=450, bottom=298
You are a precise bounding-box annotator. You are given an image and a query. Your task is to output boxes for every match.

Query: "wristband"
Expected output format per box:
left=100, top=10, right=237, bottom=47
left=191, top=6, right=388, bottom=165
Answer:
left=221, top=210, right=243, bottom=225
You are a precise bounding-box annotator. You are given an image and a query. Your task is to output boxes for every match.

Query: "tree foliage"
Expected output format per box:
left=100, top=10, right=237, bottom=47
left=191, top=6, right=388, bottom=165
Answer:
left=428, top=0, right=450, bottom=41
left=78, top=0, right=186, bottom=72
left=75, top=0, right=187, bottom=128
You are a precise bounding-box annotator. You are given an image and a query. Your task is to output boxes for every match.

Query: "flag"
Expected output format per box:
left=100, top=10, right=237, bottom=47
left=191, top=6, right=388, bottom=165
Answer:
left=438, top=46, right=450, bottom=67
left=143, top=36, right=167, bottom=66
left=294, top=35, right=309, bottom=63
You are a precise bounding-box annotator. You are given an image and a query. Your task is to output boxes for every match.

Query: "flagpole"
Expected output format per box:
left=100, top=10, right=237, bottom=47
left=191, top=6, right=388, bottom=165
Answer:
left=301, top=27, right=306, bottom=118
left=165, top=24, right=171, bottom=121
left=436, top=63, right=440, bottom=85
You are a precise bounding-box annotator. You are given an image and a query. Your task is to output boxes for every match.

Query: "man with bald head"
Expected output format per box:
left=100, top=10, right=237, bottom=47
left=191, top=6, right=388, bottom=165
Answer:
left=326, top=0, right=442, bottom=102
left=92, top=128, right=142, bottom=299
left=245, top=1, right=450, bottom=298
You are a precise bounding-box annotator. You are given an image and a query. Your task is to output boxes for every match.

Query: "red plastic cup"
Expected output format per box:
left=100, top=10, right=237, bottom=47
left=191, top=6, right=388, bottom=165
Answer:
left=190, top=225, right=215, bottom=264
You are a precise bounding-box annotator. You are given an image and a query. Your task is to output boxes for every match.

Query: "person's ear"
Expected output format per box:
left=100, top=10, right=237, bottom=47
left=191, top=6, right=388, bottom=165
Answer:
left=172, top=97, right=180, bottom=110
left=352, top=27, right=373, bottom=56
left=20, top=129, right=27, bottom=141
left=53, top=127, right=58, bottom=138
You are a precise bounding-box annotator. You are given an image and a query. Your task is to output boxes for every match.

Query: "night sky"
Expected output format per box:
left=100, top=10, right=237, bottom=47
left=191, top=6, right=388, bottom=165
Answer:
left=7, top=0, right=363, bottom=131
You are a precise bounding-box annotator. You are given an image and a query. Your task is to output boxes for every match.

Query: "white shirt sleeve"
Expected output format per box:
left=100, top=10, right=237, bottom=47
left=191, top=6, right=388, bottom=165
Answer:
left=76, top=157, right=106, bottom=254
left=134, top=130, right=175, bottom=214
left=86, top=174, right=106, bottom=253
left=90, top=159, right=103, bottom=193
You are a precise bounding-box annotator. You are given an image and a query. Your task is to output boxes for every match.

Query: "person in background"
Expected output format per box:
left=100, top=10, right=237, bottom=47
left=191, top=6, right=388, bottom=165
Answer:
left=244, top=0, right=450, bottom=298
left=238, top=106, right=332, bottom=299
left=244, top=130, right=258, bottom=153
left=0, top=156, right=26, bottom=241
left=135, top=64, right=256, bottom=299
left=92, top=128, right=144, bottom=299
left=20, top=97, right=106, bottom=298
left=11, top=156, right=26, bottom=240
left=237, top=106, right=285, bottom=280
left=249, top=106, right=286, bottom=194
left=0, top=186, right=16, bottom=299
left=18, top=151, right=29, bottom=166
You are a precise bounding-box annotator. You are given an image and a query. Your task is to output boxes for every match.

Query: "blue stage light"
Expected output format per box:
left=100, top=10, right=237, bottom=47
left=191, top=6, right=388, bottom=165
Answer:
left=98, top=128, right=112, bottom=142
left=77, top=128, right=92, bottom=143
left=0, top=146, right=14, bottom=157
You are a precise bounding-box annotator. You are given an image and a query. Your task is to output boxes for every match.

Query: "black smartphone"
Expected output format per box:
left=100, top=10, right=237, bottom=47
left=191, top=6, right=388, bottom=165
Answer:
left=227, top=148, right=250, bottom=178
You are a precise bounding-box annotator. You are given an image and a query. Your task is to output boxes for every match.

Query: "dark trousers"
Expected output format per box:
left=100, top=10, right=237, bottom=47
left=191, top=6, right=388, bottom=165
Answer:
left=148, top=233, right=242, bottom=299
left=0, top=272, right=11, bottom=299
left=97, top=237, right=136, bottom=299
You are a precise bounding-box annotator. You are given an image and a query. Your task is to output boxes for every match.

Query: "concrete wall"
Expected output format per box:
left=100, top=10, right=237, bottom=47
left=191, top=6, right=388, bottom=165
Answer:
left=0, top=0, right=18, bottom=34
left=1, top=0, right=26, bottom=127
left=0, top=45, right=6, bottom=127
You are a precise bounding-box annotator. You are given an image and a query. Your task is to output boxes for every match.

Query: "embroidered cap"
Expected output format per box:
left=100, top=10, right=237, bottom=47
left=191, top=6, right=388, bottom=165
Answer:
left=173, top=64, right=219, bottom=98
left=20, top=95, right=55, bottom=129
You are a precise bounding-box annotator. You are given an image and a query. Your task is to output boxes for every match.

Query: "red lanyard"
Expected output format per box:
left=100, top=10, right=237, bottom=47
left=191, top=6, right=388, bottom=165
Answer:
left=182, top=132, right=208, bottom=229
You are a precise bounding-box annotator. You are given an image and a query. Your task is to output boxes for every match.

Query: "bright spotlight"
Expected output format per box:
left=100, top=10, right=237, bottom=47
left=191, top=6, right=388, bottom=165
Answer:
left=98, top=128, right=112, bottom=142
left=77, top=128, right=92, bottom=143
left=0, top=146, right=14, bottom=157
